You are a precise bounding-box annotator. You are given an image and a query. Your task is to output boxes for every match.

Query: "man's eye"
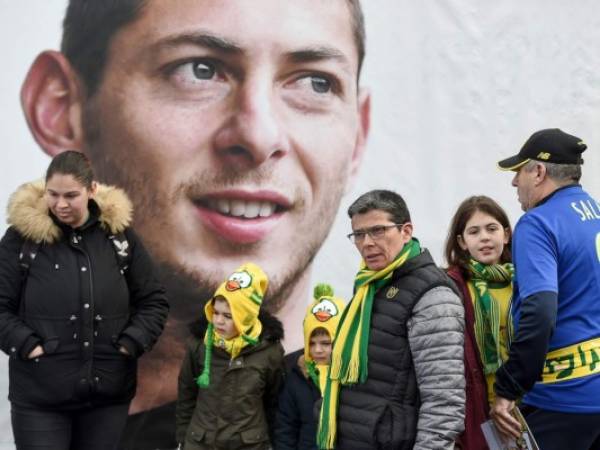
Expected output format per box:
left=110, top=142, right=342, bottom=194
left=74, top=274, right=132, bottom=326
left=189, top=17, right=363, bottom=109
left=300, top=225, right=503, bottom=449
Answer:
left=192, top=61, right=216, bottom=80
left=310, top=75, right=332, bottom=93
left=370, top=226, right=386, bottom=236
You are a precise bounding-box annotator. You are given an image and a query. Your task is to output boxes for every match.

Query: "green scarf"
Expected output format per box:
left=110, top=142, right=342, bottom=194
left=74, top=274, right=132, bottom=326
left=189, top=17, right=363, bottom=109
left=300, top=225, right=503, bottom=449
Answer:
left=468, top=259, right=514, bottom=375
left=317, top=239, right=421, bottom=449
left=306, top=359, right=320, bottom=388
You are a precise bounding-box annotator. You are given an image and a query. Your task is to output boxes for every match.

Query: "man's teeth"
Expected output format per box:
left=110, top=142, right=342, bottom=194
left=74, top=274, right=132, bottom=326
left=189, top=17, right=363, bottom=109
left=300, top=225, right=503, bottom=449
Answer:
left=211, top=199, right=276, bottom=218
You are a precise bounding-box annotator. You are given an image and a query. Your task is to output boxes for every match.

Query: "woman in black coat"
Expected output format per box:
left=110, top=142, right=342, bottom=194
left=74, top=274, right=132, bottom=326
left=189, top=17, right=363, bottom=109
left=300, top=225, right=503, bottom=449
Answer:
left=0, top=151, right=169, bottom=450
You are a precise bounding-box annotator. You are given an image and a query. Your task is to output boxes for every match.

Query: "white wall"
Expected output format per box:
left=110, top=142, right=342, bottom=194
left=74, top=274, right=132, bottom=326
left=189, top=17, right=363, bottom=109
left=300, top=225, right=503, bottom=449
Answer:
left=1, top=1, right=600, bottom=446
left=316, top=0, right=600, bottom=302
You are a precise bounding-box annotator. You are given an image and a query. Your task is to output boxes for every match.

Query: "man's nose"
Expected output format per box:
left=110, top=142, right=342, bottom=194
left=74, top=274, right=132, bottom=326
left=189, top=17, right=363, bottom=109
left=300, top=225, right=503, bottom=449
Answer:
left=213, top=80, right=288, bottom=168
left=361, top=233, right=376, bottom=246
left=511, top=172, right=518, bottom=187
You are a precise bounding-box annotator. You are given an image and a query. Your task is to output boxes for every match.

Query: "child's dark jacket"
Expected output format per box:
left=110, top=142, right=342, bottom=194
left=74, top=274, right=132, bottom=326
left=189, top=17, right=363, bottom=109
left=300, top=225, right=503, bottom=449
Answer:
left=274, top=349, right=321, bottom=450
left=176, top=311, right=284, bottom=450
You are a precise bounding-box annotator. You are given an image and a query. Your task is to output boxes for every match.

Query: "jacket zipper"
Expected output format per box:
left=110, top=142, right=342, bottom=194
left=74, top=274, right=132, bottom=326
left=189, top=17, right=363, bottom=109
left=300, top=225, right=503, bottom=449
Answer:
left=83, top=248, right=95, bottom=386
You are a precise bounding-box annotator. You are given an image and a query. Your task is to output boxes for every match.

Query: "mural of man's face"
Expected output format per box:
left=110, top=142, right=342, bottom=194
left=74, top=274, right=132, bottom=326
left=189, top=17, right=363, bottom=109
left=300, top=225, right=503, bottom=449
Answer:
left=81, top=0, right=369, bottom=322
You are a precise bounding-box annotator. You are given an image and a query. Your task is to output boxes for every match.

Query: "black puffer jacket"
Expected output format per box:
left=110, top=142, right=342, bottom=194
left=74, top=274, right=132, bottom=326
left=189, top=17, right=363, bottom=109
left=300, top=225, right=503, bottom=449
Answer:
left=0, top=180, right=169, bottom=409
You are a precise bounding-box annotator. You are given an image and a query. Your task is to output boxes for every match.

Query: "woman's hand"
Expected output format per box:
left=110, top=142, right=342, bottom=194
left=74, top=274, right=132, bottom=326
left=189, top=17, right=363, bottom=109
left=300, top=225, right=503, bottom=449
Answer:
left=27, top=345, right=44, bottom=359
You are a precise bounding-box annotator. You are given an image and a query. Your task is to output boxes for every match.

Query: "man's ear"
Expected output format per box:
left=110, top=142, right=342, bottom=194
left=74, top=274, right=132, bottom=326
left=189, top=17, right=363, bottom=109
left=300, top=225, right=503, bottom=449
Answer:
left=534, top=162, right=547, bottom=186
left=21, top=50, right=85, bottom=157
left=401, top=222, right=414, bottom=244
left=345, top=88, right=371, bottom=191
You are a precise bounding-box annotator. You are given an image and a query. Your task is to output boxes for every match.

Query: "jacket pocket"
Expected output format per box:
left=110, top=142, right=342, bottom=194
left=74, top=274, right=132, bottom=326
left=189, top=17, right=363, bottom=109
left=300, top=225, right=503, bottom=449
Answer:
left=375, top=404, right=393, bottom=449
left=23, top=314, right=78, bottom=356
left=185, top=428, right=208, bottom=450
left=94, top=313, right=129, bottom=357
left=387, top=403, right=418, bottom=449
left=92, top=354, right=137, bottom=402
left=240, top=427, right=269, bottom=449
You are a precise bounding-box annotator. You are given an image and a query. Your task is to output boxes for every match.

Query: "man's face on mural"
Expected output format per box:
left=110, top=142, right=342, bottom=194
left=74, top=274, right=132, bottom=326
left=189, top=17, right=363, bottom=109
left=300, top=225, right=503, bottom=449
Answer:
left=80, top=0, right=369, bottom=318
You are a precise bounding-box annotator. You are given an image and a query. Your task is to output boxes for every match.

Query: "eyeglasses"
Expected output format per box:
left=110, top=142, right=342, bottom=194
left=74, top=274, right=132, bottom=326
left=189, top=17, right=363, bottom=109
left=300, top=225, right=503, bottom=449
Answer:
left=346, top=224, right=404, bottom=244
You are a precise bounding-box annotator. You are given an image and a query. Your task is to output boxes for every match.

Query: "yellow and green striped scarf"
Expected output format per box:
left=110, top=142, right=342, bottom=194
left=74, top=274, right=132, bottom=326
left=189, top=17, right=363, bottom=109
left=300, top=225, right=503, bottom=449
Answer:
left=317, top=239, right=421, bottom=449
left=468, top=259, right=513, bottom=375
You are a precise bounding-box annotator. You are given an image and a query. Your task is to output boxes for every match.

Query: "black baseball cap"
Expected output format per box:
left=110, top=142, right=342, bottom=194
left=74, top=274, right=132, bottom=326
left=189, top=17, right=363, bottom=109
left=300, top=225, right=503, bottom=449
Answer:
left=497, top=128, right=587, bottom=171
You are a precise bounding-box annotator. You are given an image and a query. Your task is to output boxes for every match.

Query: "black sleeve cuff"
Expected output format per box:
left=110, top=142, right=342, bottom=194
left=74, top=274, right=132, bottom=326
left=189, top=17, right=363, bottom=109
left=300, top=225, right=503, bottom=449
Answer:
left=117, top=335, right=143, bottom=358
left=19, top=335, right=41, bottom=360
left=494, top=366, right=526, bottom=400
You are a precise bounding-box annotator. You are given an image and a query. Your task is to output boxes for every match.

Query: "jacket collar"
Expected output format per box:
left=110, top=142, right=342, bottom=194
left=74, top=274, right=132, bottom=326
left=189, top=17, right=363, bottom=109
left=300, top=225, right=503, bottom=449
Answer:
left=389, top=248, right=435, bottom=281
left=7, top=179, right=132, bottom=243
left=533, top=183, right=580, bottom=208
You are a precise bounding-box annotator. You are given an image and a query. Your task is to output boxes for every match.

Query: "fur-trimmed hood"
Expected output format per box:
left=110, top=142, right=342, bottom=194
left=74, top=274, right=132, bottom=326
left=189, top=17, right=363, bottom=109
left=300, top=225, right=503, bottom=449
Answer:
left=189, top=308, right=284, bottom=343
left=6, top=179, right=132, bottom=243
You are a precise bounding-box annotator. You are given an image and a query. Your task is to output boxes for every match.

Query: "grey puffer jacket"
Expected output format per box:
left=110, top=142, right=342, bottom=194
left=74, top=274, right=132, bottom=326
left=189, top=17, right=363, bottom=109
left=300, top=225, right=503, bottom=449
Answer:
left=409, top=286, right=465, bottom=449
left=335, top=250, right=465, bottom=450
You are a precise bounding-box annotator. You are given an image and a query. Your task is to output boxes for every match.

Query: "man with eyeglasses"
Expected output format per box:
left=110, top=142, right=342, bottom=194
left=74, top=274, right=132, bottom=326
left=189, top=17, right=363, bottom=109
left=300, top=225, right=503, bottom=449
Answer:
left=317, top=189, right=465, bottom=450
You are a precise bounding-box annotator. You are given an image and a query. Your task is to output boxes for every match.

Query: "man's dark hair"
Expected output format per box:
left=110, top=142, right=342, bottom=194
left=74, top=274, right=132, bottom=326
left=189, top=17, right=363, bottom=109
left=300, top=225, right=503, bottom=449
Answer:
left=61, top=0, right=149, bottom=96
left=61, top=0, right=366, bottom=96
left=347, top=190, right=411, bottom=225
left=46, top=150, right=95, bottom=189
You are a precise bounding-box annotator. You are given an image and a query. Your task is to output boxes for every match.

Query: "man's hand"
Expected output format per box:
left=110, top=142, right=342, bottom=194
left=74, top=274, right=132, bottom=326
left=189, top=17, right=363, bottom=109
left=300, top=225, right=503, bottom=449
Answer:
left=27, top=345, right=44, bottom=359
left=490, top=396, right=521, bottom=439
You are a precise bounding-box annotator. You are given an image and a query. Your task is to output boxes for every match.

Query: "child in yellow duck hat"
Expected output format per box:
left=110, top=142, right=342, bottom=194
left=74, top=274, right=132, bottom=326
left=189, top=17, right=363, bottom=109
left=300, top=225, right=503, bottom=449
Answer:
left=273, top=283, right=346, bottom=450
left=176, top=263, right=285, bottom=450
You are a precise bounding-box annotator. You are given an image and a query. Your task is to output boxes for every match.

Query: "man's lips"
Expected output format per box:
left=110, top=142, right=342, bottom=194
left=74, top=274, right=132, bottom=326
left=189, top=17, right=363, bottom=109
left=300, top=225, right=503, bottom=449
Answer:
left=364, top=253, right=382, bottom=261
left=192, top=190, right=291, bottom=244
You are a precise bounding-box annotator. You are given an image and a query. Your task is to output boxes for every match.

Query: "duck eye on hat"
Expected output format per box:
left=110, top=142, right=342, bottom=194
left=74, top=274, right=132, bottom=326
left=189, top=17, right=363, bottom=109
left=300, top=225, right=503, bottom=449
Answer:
left=497, top=128, right=586, bottom=171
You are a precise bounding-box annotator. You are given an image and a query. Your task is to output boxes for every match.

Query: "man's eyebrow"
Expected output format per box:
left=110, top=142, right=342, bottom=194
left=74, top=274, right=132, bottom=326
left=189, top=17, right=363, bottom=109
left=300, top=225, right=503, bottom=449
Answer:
left=286, top=46, right=351, bottom=68
left=151, top=31, right=244, bottom=55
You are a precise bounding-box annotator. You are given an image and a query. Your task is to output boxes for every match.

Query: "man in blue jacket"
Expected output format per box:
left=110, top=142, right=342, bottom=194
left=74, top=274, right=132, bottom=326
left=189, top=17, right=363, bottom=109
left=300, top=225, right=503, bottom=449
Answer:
left=493, top=129, right=600, bottom=450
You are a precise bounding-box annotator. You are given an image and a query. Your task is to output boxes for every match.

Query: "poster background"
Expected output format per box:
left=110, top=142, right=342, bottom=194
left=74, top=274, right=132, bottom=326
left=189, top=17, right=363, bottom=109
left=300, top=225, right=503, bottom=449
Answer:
left=1, top=1, right=600, bottom=446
